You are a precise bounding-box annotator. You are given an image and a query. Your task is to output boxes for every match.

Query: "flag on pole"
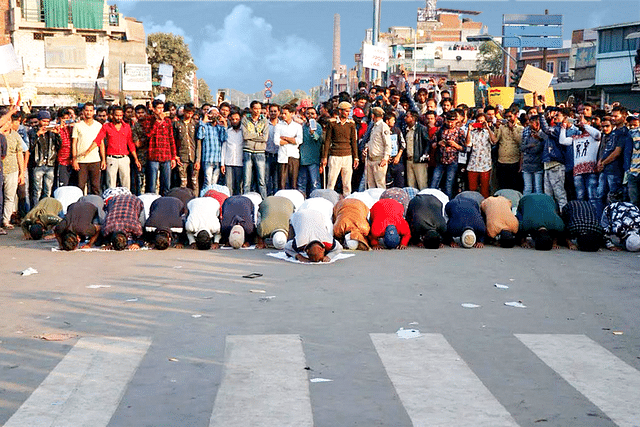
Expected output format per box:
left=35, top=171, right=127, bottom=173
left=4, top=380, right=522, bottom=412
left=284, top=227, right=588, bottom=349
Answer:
left=478, top=77, right=490, bottom=91
left=93, top=82, right=105, bottom=105
left=97, top=58, right=105, bottom=79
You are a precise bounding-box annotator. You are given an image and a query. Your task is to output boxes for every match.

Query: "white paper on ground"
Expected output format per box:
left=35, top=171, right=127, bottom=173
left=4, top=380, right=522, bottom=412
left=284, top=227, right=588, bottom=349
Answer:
left=266, top=251, right=355, bottom=264
left=86, top=285, right=111, bottom=289
left=461, top=303, right=481, bottom=308
left=220, top=245, right=256, bottom=250
left=505, top=301, right=527, bottom=308
left=310, top=378, right=333, bottom=383
left=21, top=267, right=38, bottom=276
left=396, top=328, right=421, bottom=339
left=494, top=283, right=509, bottom=289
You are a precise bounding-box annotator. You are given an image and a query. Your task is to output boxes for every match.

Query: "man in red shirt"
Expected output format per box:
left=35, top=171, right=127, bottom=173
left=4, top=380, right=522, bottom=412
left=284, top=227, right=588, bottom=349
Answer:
left=140, top=100, right=178, bottom=195
left=93, top=106, right=141, bottom=190
left=368, top=198, right=411, bottom=249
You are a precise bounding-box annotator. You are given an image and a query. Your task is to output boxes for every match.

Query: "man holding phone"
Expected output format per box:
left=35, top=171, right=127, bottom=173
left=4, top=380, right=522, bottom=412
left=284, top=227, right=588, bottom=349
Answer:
left=26, top=110, right=60, bottom=206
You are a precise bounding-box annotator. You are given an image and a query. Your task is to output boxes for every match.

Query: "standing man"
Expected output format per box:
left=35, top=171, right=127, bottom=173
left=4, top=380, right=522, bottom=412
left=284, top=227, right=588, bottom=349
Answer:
left=404, top=110, right=432, bottom=190
left=27, top=111, right=60, bottom=205
left=141, top=99, right=178, bottom=195
left=321, top=101, right=358, bottom=196
left=495, top=109, right=523, bottom=191
left=2, top=114, right=25, bottom=230
left=221, top=111, right=244, bottom=195
left=72, top=103, right=104, bottom=195
left=265, top=103, right=280, bottom=196
left=91, top=106, right=140, bottom=190
left=174, top=103, right=201, bottom=194
left=241, top=100, right=268, bottom=199
left=365, top=107, right=392, bottom=189
left=131, top=104, right=148, bottom=195
left=298, top=106, right=323, bottom=196
left=275, top=104, right=303, bottom=190
left=197, top=108, right=227, bottom=190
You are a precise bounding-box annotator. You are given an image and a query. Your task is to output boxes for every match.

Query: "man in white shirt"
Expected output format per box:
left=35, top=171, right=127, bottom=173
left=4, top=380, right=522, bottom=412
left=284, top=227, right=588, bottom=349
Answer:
left=221, top=111, right=244, bottom=195
left=275, top=104, right=303, bottom=190
left=185, top=197, right=221, bottom=249
left=284, top=208, right=343, bottom=263
left=366, top=107, right=392, bottom=189
left=72, top=102, right=104, bottom=195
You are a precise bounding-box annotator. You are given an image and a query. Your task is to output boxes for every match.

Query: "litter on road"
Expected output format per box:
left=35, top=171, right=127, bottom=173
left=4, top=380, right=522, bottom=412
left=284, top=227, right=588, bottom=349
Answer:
left=396, top=328, right=421, bottom=339
left=461, top=303, right=481, bottom=308
left=505, top=301, right=527, bottom=308
left=494, top=283, right=509, bottom=289
left=86, top=285, right=111, bottom=289
left=38, top=333, right=77, bottom=341
left=125, top=298, right=139, bottom=302
left=191, top=314, right=202, bottom=318
left=310, top=378, right=333, bottom=383
left=21, top=267, right=38, bottom=276
left=249, top=289, right=266, bottom=293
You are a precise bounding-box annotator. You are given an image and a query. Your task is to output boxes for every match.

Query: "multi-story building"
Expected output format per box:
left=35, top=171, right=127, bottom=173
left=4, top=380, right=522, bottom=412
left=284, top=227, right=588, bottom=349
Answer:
left=594, top=21, right=640, bottom=109
left=519, top=48, right=571, bottom=81
left=0, top=0, right=150, bottom=106
left=356, top=3, right=486, bottom=86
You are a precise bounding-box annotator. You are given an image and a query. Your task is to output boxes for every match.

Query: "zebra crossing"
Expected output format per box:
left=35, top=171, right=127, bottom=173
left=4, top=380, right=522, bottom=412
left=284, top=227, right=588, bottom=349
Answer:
left=3, top=333, right=639, bottom=427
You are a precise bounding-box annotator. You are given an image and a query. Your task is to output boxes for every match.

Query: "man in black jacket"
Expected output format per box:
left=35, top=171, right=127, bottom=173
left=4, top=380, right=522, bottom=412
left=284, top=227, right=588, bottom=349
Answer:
left=402, top=111, right=431, bottom=190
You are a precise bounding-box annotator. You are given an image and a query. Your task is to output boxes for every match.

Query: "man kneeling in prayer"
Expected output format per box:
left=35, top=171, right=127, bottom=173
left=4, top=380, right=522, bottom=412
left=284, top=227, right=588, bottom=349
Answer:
left=284, top=208, right=342, bottom=263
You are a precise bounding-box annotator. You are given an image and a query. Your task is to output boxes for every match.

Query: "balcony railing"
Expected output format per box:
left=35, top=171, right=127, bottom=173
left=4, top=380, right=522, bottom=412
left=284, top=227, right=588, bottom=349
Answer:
left=20, top=2, right=119, bottom=28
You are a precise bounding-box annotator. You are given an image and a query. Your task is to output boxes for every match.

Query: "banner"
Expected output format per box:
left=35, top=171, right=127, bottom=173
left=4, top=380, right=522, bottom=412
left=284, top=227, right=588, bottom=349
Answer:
left=488, top=87, right=515, bottom=108
left=0, top=44, right=21, bottom=75
left=362, top=44, right=388, bottom=72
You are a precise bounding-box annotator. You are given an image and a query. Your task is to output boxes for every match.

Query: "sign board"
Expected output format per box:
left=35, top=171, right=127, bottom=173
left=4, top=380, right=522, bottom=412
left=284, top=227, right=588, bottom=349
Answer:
left=0, top=44, right=21, bottom=75
left=121, top=63, right=152, bottom=91
left=158, top=63, right=173, bottom=77
left=362, top=43, right=389, bottom=72
left=488, top=87, right=515, bottom=107
left=503, top=26, right=562, bottom=37
left=44, top=36, right=87, bottom=69
left=160, top=75, right=173, bottom=88
left=524, top=87, right=556, bottom=107
left=503, top=14, right=563, bottom=26
left=455, top=81, right=475, bottom=107
left=518, top=64, right=554, bottom=95
left=503, top=37, right=563, bottom=49
left=264, top=80, right=273, bottom=88
left=264, top=89, right=272, bottom=98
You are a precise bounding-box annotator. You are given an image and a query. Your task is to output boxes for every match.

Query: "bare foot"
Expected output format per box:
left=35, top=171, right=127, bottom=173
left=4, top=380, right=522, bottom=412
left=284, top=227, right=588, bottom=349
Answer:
left=521, top=241, right=532, bottom=249
left=474, top=242, right=484, bottom=249
left=210, top=243, right=220, bottom=249
left=43, top=234, right=56, bottom=240
left=450, top=242, right=459, bottom=248
left=129, top=243, right=140, bottom=250
left=174, top=243, right=184, bottom=249
left=255, top=242, right=266, bottom=249
left=568, top=242, right=578, bottom=250
left=242, top=242, right=251, bottom=248
left=609, top=246, right=622, bottom=252
left=398, top=245, right=407, bottom=250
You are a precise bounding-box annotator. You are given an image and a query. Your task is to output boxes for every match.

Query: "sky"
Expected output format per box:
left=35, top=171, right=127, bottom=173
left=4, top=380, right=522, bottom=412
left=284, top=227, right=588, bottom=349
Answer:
left=112, top=0, right=640, bottom=95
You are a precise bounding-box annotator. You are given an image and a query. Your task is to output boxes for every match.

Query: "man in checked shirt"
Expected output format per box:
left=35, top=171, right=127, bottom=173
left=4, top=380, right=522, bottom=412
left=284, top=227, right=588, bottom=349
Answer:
left=140, top=100, right=178, bottom=195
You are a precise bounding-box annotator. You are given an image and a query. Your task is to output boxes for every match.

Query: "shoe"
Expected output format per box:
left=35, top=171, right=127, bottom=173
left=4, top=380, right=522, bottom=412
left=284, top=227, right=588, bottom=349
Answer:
left=0, top=228, right=7, bottom=235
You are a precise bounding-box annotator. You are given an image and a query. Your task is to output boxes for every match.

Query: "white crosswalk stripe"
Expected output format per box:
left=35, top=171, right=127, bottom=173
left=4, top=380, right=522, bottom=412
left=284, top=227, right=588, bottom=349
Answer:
left=516, top=334, right=640, bottom=427
left=208, top=334, right=313, bottom=427
left=5, top=333, right=640, bottom=427
left=3, top=336, right=151, bottom=427
left=371, top=333, right=519, bottom=427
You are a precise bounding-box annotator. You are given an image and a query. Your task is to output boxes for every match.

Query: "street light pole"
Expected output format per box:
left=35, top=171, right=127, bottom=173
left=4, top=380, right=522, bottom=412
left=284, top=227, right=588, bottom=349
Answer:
left=372, top=0, right=381, bottom=84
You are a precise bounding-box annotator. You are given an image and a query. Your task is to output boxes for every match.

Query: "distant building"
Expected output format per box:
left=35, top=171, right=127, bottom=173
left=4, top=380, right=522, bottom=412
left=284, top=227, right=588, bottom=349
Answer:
left=520, top=48, right=571, bottom=81
left=356, top=4, right=487, bottom=86
left=552, top=29, right=598, bottom=105
left=0, top=0, right=150, bottom=106
left=594, top=21, right=640, bottom=108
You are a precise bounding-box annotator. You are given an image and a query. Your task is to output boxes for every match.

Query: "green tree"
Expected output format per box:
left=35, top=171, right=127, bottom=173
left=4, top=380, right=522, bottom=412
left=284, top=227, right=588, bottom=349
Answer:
left=147, top=33, right=198, bottom=104
left=477, top=41, right=503, bottom=75
left=198, top=78, right=213, bottom=105
left=271, top=89, right=294, bottom=106
left=293, top=89, right=308, bottom=100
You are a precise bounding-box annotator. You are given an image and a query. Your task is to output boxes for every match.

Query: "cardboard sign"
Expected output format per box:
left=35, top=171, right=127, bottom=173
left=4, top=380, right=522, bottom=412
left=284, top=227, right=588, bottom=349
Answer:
left=524, top=87, right=556, bottom=107
left=488, top=87, right=515, bottom=108
left=0, top=44, right=22, bottom=75
left=455, top=81, right=475, bottom=107
left=362, top=43, right=388, bottom=72
left=158, top=63, right=173, bottom=77
left=518, top=65, right=553, bottom=96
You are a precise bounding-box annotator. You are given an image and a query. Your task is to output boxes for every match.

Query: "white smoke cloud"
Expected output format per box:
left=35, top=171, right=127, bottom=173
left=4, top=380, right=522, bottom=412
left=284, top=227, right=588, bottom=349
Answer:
left=194, top=5, right=325, bottom=92
left=145, top=19, right=193, bottom=45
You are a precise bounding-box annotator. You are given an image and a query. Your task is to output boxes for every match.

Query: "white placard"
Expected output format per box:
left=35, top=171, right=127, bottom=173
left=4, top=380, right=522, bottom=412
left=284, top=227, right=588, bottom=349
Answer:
left=0, top=44, right=22, bottom=75
left=121, top=63, right=152, bottom=91
left=158, top=63, right=173, bottom=77
left=362, top=43, right=388, bottom=72
left=160, top=75, right=173, bottom=88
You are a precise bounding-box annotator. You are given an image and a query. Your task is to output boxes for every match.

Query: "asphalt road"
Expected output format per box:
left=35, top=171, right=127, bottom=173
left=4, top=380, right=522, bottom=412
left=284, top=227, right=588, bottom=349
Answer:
left=1, top=229, right=639, bottom=427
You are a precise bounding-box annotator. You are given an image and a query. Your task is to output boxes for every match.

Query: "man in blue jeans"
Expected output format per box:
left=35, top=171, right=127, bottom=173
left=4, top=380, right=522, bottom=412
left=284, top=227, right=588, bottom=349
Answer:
left=597, top=116, right=626, bottom=213
left=298, top=107, right=323, bottom=196
left=141, top=100, right=177, bottom=195
left=241, top=101, right=268, bottom=199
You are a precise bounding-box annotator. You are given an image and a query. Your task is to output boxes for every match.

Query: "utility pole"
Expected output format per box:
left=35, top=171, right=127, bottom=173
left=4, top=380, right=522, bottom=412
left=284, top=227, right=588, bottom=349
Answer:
left=541, top=9, right=549, bottom=72
left=371, top=0, right=381, bottom=84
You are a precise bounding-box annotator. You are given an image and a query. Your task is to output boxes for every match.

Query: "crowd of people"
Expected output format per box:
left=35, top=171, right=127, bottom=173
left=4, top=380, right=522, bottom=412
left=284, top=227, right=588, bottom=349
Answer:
left=2, top=71, right=640, bottom=260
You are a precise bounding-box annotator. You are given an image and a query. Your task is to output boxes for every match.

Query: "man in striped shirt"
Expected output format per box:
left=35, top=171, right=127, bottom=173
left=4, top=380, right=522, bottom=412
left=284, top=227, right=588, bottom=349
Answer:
left=198, top=108, right=227, bottom=188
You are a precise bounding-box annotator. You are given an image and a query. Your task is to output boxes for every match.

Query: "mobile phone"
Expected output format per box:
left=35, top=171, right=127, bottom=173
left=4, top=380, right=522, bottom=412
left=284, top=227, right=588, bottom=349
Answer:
left=472, top=122, right=483, bottom=129
left=309, top=118, right=317, bottom=130
left=446, top=80, right=456, bottom=86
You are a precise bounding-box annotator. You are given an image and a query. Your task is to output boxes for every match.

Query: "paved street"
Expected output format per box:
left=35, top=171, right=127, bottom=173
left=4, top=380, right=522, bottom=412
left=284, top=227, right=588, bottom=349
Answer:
left=1, top=230, right=639, bottom=427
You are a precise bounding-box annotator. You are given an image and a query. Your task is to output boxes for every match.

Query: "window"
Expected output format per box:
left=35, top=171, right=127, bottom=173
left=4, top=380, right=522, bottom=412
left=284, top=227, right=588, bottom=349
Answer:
left=33, top=32, right=54, bottom=40
left=560, top=60, right=569, bottom=74
left=83, top=34, right=97, bottom=43
left=546, top=62, right=554, bottom=74
left=531, top=62, right=540, bottom=68
left=599, top=25, right=640, bottom=54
